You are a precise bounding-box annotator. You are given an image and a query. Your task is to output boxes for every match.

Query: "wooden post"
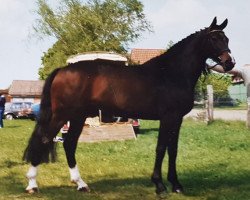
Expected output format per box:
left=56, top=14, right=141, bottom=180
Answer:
left=99, top=109, right=102, bottom=123
left=246, top=84, right=250, bottom=128
left=206, top=85, right=214, bottom=123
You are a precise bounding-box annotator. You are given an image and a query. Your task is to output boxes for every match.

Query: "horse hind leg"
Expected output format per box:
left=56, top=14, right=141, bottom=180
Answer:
left=25, top=166, right=38, bottom=193
left=24, top=113, right=65, bottom=193
left=63, top=118, right=90, bottom=192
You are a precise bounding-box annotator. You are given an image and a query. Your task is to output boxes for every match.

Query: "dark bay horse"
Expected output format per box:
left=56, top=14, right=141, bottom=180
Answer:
left=23, top=17, right=235, bottom=195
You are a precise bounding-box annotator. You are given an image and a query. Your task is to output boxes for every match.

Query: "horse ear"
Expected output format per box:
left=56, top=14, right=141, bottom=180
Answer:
left=218, top=19, right=228, bottom=30
left=209, top=17, right=217, bottom=29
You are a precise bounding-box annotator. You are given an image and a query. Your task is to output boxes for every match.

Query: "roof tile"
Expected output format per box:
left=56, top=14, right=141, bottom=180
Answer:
left=9, top=80, right=44, bottom=96
left=130, top=48, right=166, bottom=64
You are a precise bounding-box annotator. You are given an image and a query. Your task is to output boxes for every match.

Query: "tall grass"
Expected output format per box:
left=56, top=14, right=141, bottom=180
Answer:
left=0, top=119, right=249, bottom=200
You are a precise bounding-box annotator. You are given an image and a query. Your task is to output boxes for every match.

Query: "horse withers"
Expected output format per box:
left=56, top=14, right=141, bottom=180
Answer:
left=23, top=17, right=235, bottom=195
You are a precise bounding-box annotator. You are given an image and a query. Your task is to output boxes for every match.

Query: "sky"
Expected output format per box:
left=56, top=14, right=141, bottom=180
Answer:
left=0, top=0, right=250, bottom=89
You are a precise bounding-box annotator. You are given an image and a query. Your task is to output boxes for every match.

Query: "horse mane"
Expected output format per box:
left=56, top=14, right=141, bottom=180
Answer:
left=142, top=27, right=209, bottom=68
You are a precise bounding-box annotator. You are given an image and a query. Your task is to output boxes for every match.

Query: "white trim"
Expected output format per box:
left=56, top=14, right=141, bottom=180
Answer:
left=26, top=166, right=38, bottom=190
left=69, top=165, right=88, bottom=190
left=26, top=166, right=38, bottom=178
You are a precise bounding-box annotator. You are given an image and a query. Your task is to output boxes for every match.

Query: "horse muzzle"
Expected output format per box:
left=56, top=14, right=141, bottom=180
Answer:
left=218, top=51, right=236, bottom=72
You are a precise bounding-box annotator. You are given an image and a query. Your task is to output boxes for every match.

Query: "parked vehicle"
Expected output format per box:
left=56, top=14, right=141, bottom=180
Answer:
left=4, top=102, right=34, bottom=120
left=214, top=97, right=239, bottom=107
left=30, top=103, right=40, bottom=120
left=129, top=118, right=140, bottom=134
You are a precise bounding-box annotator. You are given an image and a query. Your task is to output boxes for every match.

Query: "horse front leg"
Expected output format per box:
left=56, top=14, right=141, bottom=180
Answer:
left=63, top=118, right=90, bottom=192
left=151, top=131, right=167, bottom=195
left=151, top=116, right=183, bottom=195
left=151, top=117, right=171, bottom=195
left=166, top=118, right=183, bottom=193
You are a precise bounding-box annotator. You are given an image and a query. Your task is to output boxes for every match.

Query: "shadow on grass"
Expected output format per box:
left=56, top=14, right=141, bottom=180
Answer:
left=89, top=168, right=250, bottom=198
left=0, top=159, right=26, bottom=168
left=137, top=128, right=158, bottom=135
left=2, top=125, right=22, bottom=128
left=2, top=163, right=250, bottom=199
left=180, top=168, right=250, bottom=197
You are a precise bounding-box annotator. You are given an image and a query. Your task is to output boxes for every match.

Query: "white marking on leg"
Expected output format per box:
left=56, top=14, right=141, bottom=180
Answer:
left=69, top=165, right=89, bottom=191
left=26, top=165, right=38, bottom=191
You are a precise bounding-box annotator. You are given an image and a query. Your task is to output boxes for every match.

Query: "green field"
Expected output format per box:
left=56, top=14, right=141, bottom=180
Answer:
left=0, top=119, right=249, bottom=200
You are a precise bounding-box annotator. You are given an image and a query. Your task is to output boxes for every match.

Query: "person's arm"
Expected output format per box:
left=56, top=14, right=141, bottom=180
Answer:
left=211, top=64, right=243, bottom=83
left=210, top=65, right=225, bottom=73
left=206, top=59, right=227, bottom=73
left=227, top=69, right=243, bottom=82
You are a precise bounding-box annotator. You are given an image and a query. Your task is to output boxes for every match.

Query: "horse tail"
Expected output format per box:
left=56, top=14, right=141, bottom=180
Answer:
left=23, top=68, right=61, bottom=164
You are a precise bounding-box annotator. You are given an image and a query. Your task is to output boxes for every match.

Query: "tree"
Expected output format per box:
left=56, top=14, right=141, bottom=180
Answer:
left=195, top=72, right=232, bottom=102
left=34, top=0, right=152, bottom=79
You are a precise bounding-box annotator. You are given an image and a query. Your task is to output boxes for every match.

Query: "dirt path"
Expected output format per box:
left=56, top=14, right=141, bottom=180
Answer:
left=186, top=109, right=247, bottom=121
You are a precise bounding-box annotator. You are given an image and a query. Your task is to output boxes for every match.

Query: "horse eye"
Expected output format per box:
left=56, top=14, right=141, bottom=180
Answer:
left=211, top=36, right=217, bottom=41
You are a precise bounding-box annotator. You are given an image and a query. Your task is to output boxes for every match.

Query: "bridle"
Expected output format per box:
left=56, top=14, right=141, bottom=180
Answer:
left=207, top=29, right=230, bottom=54
left=206, top=29, right=233, bottom=71
left=208, top=30, right=224, bottom=34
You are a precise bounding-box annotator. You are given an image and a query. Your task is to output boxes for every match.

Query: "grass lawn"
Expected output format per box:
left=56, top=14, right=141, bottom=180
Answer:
left=0, top=119, right=249, bottom=200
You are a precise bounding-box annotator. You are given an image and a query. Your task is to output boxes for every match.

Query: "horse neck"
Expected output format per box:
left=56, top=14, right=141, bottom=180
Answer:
left=144, top=34, right=207, bottom=89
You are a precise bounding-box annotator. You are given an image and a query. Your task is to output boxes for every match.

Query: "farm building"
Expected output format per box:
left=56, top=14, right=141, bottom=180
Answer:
left=8, top=80, right=44, bottom=103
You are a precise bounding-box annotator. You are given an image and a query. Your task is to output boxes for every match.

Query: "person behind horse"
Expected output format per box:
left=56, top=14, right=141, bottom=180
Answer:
left=209, top=61, right=250, bottom=88
left=209, top=61, right=250, bottom=127
left=0, top=94, right=6, bottom=128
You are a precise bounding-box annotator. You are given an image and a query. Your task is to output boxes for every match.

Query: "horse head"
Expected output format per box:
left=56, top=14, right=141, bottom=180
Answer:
left=205, top=17, right=235, bottom=72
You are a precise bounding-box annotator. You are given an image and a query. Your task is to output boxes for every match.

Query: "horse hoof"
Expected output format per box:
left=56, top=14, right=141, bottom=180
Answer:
left=78, top=186, right=90, bottom=193
left=172, top=186, right=183, bottom=193
left=26, top=187, right=38, bottom=194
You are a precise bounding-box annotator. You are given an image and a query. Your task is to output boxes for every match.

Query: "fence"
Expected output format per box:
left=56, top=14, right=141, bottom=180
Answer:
left=195, top=84, right=249, bottom=128
left=228, top=84, right=246, bottom=102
